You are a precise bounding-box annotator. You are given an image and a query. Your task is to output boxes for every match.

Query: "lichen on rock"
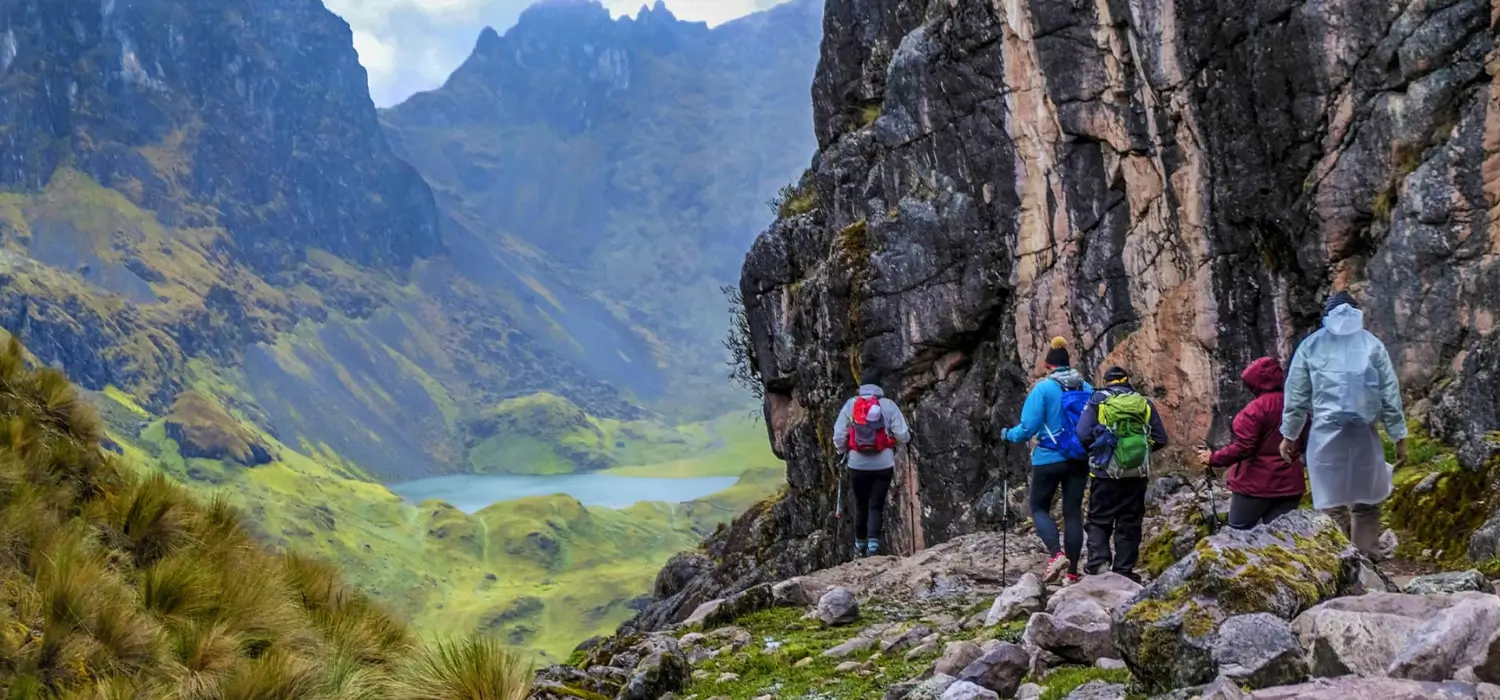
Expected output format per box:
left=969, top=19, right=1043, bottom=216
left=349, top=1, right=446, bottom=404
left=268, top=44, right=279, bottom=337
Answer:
left=1114, top=510, right=1357, bottom=690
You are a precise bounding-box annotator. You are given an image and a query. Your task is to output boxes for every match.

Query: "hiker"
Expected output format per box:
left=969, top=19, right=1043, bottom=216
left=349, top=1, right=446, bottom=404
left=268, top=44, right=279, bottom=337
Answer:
left=1076, top=366, right=1168, bottom=583
left=833, top=370, right=911, bottom=558
left=1196, top=357, right=1308, bottom=530
left=1281, top=291, right=1407, bottom=557
left=1002, top=338, right=1093, bottom=584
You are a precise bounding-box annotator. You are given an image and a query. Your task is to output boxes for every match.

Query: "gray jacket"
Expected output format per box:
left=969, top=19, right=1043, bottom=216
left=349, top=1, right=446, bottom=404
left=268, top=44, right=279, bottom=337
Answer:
left=833, top=385, right=912, bottom=471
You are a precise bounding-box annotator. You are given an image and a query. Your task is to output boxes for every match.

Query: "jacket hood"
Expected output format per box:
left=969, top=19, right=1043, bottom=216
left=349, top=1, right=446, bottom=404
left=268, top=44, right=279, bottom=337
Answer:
left=857, top=384, right=885, bottom=398
left=1050, top=368, right=1085, bottom=390
left=1241, top=356, right=1285, bottom=395
left=1324, top=303, right=1365, bottom=336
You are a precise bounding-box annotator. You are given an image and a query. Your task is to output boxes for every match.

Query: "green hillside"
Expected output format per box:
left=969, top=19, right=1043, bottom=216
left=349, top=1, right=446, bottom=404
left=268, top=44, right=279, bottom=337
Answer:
left=0, top=336, right=531, bottom=699
left=91, top=378, right=782, bottom=662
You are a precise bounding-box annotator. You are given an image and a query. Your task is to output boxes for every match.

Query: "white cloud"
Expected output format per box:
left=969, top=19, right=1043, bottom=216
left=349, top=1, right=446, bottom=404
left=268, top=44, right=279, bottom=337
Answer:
left=325, top=0, right=793, bottom=107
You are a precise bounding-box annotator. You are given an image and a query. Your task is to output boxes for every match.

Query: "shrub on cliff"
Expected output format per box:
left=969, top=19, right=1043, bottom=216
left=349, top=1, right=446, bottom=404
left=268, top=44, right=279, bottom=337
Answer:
left=0, top=337, right=529, bottom=699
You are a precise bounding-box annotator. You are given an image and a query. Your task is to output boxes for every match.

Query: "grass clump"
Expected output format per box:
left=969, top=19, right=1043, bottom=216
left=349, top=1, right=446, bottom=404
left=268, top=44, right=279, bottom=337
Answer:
left=1037, top=666, right=1137, bottom=700
left=0, top=337, right=531, bottom=699
left=769, top=180, right=817, bottom=218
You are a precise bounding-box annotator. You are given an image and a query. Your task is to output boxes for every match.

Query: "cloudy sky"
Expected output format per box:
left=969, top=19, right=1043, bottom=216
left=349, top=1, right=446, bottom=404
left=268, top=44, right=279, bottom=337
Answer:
left=325, top=0, right=791, bottom=107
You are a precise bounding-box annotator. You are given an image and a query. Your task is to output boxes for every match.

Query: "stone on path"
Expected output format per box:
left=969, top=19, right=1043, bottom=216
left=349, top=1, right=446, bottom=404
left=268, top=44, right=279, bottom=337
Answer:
left=1025, top=573, right=1141, bottom=664
left=956, top=642, right=1028, bottom=697
left=934, top=640, right=984, bottom=676
left=818, top=586, right=860, bottom=626
left=986, top=572, right=1044, bottom=626
left=940, top=680, right=1000, bottom=700
left=1293, top=591, right=1500, bottom=681
left=1211, top=613, right=1308, bottom=689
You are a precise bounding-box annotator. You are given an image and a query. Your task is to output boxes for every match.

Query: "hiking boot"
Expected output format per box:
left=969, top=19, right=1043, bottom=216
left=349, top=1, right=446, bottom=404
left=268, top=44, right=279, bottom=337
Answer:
left=1043, top=552, right=1069, bottom=584
left=854, top=539, right=868, bottom=558
left=867, top=539, right=882, bottom=557
left=1064, top=573, right=1083, bottom=586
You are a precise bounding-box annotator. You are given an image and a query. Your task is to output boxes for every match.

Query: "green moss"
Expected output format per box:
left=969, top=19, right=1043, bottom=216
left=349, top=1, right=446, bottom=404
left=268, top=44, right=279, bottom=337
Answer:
left=1383, top=425, right=1492, bottom=566
left=1038, top=667, right=1135, bottom=700
left=679, top=606, right=938, bottom=699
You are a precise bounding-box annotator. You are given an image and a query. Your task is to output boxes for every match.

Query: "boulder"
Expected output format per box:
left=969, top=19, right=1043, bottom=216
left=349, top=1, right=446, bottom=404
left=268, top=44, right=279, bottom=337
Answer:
left=1024, top=573, right=1142, bottom=664
left=985, top=572, right=1045, bottom=626
left=677, top=584, right=773, bottom=631
left=818, top=587, right=860, bottom=626
left=903, top=674, right=958, bottom=700
left=1062, top=680, right=1127, bottom=700
left=1095, top=657, right=1127, bottom=670
left=773, top=577, right=826, bottom=607
left=1114, top=510, right=1356, bottom=691
left=616, top=635, right=689, bottom=700
left=940, top=681, right=999, bottom=700
left=1292, top=591, right=1500, bottom=680
left=1210, top=613, right=1308, bottom=689
left=956, top=642, right=1028, bottom=697
left=935, top=641, right=984, bottom=676
left=1247, top=677, right=1500, bottom=699
left=1015, top=683, right=1043, bottom=700
left=1404, top=570, right=1496, bottom=596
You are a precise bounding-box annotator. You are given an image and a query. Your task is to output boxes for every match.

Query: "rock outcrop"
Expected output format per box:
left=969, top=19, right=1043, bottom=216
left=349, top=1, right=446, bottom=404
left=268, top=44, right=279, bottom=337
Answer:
left=639, top=0, right=1500, bottom=631
left=1113, top=511, right=1356, bottom=690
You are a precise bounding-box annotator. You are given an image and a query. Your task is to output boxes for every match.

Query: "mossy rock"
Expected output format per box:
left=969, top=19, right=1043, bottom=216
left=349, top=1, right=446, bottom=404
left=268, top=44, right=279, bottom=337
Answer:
left=1113, top=510, right=1356, bottom=692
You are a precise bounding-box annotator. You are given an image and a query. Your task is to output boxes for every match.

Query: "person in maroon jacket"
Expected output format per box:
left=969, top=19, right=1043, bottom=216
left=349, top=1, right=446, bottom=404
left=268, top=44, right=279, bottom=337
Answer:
left=1195, top=357, right=1309, bottom=530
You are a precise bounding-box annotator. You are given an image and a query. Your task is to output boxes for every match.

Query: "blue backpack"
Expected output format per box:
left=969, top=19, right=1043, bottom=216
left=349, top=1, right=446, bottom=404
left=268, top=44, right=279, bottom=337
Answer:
left=1037, top=380, right=1091, bottom=461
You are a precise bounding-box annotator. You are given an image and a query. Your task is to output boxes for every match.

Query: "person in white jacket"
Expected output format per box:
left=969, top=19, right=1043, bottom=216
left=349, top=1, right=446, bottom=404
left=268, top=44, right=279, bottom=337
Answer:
left=1281, top=291, right=1407, bottom=556
left=833, top=371, right=911, bottom=558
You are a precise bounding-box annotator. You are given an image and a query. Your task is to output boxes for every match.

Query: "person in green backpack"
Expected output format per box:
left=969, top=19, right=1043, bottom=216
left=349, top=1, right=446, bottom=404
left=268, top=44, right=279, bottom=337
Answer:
left=1075, top=367, right=1169, bottom=582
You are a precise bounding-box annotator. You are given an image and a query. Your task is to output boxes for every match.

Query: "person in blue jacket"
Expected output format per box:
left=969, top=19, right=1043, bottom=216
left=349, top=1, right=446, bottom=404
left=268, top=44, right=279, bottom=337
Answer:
left=1003, top=337, right=1092, bottom=584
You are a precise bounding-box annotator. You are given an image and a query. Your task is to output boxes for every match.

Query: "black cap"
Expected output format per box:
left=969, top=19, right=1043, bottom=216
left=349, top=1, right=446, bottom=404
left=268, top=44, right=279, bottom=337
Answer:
left=858, top=369, right=883, bottom=387
left=1044, top=337, right=1070, bottom=368
left=1104, top=366, right=1130, bottom=384
left=1324, top=291, right=1359, bottom=315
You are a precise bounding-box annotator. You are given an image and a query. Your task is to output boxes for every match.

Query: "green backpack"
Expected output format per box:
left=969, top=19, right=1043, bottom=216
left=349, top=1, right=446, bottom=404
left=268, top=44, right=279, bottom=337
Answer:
left=1094, top=391, right=1153, bottom=478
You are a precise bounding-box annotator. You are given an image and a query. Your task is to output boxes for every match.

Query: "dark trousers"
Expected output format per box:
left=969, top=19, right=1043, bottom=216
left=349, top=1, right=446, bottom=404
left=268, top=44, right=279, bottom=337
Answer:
left=1030, top=460, right=1088, bottom=575
left=1228, top=493, right=1302, bottom=530
left=1086, top=477, right=1148, bottom=581
left=851, top=468, right=894, bottom=541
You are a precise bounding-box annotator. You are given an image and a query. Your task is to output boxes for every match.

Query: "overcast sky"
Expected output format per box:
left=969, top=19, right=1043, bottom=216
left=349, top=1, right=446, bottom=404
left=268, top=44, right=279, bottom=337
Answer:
left=325, top=0, right=791, bottom=107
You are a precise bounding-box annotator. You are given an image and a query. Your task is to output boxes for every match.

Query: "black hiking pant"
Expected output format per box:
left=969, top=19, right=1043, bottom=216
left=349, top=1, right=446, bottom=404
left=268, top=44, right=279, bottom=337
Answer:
left=1030, top=460, right=1088, bottom=575
left=851, top=468, right=894, bottom=542
left=1085, top=477, right=1148, bottom=582
left=1228, top=493, right=1302, bottom=530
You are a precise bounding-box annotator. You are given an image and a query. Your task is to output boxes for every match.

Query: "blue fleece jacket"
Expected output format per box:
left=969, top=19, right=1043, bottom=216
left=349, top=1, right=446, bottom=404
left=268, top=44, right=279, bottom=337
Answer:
left=1004, top=368, right=1092, bottom=466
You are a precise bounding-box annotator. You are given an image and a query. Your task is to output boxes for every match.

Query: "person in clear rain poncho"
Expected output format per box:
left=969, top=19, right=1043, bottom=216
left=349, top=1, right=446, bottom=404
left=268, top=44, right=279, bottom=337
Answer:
left=1280, top=291, right=1408, bottom=556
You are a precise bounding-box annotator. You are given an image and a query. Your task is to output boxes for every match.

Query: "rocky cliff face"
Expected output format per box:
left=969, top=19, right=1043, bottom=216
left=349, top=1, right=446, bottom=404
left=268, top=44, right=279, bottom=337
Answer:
left=0, top=0, right=441, bottom=272
left=633, top=0, right=1499, bottom=628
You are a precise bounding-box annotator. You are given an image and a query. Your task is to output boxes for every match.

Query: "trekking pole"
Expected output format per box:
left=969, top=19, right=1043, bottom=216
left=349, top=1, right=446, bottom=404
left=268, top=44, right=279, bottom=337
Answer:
left=1001, top=473, right=1010, bottom=588
left=1203, top=464, right=1221, bottom=534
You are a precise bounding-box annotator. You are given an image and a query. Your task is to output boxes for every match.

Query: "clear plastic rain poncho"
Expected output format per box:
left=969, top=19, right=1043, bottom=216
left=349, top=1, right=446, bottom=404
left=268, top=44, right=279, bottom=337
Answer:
left=1281, top=304, right=1408, bottom=510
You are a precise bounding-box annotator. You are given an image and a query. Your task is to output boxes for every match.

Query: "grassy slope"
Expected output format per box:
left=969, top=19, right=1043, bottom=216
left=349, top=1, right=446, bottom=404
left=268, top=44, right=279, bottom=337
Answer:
left=98, top=384, right=783, bottom=663
left=0, top=337, right=530, bottom=699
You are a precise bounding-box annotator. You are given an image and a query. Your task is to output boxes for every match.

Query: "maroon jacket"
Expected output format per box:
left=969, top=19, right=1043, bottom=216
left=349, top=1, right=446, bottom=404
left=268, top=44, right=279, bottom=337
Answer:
left=1210, top=357, right=1307, bottom=498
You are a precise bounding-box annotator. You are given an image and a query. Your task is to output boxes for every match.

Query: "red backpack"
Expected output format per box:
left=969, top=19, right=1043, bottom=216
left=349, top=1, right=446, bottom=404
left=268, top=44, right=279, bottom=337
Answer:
left=848, top=396, right=898, bottom=454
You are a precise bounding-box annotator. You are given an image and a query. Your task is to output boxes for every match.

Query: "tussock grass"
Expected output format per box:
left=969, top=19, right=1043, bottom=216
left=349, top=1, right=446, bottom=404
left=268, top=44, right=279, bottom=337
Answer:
left=0, top=337, right=531, bottom=699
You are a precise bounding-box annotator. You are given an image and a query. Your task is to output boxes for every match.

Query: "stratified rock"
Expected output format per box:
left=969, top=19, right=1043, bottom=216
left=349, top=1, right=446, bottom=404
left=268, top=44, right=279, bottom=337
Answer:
left=986, top=572, right=1045, bottom=626
left=1293, top=591, right=1500, bottom=681
left=957, top=643, right=1028, bottom=697
left=1248, top=677, right=1500, bottom=699
left=616, top=635, right=689, bottom=700
left=1211, top=613, right=1308, bottom=689
left=818, top=587, right=860, bottom=626
left=1063, top=680, right=1127, bottom=700
left=1026, top=573, right=1142, bottom=664
left=1404, top=571, right=1496, bottom=596
left=934, top=641, right=984, bottom=677
left=1115, top=511, right=1356, bottom=691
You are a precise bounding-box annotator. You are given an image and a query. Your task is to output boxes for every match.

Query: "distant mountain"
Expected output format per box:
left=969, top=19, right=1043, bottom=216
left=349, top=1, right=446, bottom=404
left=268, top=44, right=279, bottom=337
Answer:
left=381, top=0, right=823, bottom=412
